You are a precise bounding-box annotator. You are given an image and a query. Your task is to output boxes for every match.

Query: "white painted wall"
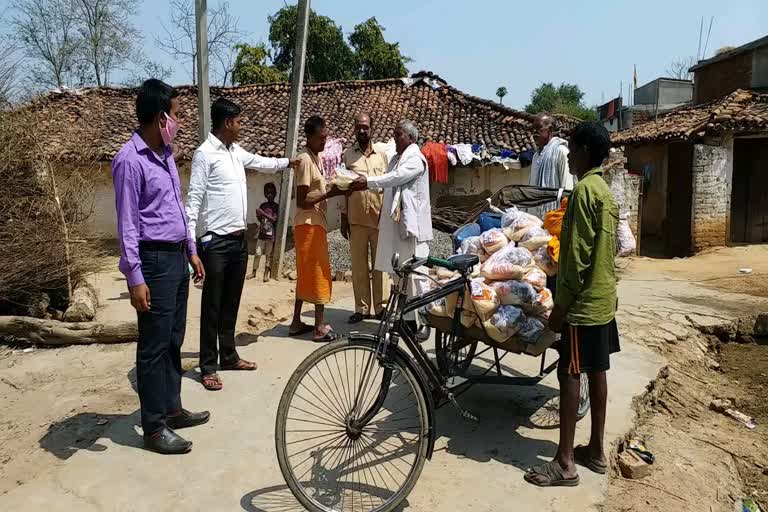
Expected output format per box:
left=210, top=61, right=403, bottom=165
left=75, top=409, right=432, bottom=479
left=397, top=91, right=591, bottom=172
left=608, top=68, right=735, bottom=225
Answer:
left=88, top=162, right=529, bottom=239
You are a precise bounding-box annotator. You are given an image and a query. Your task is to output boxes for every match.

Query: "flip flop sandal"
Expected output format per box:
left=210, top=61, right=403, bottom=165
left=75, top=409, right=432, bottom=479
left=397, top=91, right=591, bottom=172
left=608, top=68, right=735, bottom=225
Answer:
left=524, top=461, right=580, bottom=487
left=288, top=323, right=314, bottom=336
left=220, top=359, right=258, bottom=371
left=574, top=445, right=608, bottom=474
left=201, top=373, right=223, bottom=391
left=313, top=330, right=341, bottom=343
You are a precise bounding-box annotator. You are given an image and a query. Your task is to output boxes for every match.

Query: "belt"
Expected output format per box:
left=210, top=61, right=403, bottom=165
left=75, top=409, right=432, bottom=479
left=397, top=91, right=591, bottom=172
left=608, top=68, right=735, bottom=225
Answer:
left=139, top=240, right=187, bottom=252
left=213, top=230, right=246, bottom=240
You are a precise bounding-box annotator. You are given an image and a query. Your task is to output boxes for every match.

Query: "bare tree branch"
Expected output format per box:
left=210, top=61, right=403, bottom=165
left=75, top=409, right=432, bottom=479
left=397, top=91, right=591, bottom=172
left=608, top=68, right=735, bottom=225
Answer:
left=154, top=0, right=244, bottom=86
left=665, top=56, right=697, bottom=81
left=10, top=0, right=82, bottom=89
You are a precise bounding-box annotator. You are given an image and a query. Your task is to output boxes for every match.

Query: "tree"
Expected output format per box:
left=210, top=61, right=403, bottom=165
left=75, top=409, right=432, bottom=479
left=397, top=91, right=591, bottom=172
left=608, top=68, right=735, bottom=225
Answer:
left=525, top=82, right=597, bottom=121
left=665, top=56, right=697, bottom=81
left=11, top=0, right=82, bottom=89
left=268, top=5, right=356, bottom=83
left=0, top=44, right=21, bottom=108
left=348, top=17, right=409, bottom=80
left=121, top=57, right=173, bottom=87
left=496, top=86, right=508, bottom=105
left=72, top=0, right=141, bottom=86
left=231, top=43, right=286, bottom=85
left=155, top=0, right=244, bottom=86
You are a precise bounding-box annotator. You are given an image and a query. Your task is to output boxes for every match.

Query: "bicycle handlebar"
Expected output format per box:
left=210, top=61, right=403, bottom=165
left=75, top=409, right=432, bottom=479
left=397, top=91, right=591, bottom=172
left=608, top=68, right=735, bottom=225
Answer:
left=425, top=256, right=456, bottom=271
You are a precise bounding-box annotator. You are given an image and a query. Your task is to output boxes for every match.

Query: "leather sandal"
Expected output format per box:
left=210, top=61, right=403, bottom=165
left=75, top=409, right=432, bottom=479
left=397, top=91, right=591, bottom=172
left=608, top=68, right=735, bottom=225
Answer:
left=201, top=373, right=223, bottom=391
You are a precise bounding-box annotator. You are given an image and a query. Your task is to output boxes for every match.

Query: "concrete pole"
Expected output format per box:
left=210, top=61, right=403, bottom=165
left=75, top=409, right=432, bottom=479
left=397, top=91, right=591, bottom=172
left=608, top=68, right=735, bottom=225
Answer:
left=195, top=0, right=211, bottom=143
left=273, top=0, right=310, bottom=279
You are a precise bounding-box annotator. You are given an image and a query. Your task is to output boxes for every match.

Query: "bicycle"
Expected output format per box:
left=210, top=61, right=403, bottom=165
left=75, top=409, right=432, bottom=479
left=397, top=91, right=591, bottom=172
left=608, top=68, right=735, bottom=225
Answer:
left=275, top=252, right=589, bottom=512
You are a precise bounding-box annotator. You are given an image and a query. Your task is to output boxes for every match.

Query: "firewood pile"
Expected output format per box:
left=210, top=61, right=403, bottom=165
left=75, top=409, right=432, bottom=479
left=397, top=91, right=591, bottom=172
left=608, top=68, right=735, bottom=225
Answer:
left=0, top=109, right=105, bottom=318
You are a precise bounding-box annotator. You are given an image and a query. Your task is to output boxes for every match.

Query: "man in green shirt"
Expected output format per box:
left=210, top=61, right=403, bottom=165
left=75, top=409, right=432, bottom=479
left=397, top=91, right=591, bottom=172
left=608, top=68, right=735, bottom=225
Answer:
left=526, top=122, right=620, bottom=487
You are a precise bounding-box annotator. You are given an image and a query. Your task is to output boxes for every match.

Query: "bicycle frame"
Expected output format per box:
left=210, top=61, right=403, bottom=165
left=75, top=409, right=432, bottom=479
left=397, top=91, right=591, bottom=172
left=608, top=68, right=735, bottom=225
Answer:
left=349, top=261, right=469, bottom=433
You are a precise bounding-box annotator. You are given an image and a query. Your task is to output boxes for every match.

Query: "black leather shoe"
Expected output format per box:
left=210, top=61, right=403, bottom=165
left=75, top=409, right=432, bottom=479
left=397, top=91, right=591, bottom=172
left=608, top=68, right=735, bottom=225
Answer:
left=415, top=325, right=431, bottom=343
left=167, top=409, right=210, bottom=430
left=143, top=427, right=192, bottom=455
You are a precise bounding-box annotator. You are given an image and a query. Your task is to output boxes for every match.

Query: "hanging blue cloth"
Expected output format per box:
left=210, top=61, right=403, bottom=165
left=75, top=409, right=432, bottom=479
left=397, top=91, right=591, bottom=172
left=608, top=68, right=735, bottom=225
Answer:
left=519, top=149, right=536, bottom=167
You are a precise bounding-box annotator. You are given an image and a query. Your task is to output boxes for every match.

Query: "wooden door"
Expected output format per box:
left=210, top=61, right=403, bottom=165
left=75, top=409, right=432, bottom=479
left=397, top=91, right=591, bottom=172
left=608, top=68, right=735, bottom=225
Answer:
left=665, top=142, right=694, bottom=257
left=732, top=139, right=768, bottom=243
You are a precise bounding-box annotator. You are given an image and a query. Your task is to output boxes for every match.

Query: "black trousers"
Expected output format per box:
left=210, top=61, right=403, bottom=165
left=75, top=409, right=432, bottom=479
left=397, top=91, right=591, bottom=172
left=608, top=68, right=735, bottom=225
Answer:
left=199, top=232, right=248, bottom=375
left=136, top=242, right=189, bottom=435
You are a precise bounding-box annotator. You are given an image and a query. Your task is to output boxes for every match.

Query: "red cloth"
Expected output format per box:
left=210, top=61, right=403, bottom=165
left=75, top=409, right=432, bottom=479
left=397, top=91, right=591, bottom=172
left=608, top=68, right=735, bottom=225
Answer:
left=421, top=142, right=449, bottom=184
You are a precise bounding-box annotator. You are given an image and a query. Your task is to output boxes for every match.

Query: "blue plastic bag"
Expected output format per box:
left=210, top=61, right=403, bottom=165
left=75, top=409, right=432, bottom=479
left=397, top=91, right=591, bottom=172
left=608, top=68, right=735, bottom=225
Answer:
left=478, top=212, right=502, bottom=232
left=453, top=223, right=481, bottom=251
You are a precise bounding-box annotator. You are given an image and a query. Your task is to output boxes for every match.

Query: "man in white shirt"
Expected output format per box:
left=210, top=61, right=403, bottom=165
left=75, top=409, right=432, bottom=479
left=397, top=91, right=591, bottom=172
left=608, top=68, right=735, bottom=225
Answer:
left=529, top=113, right=573, bottom=216
left=186, top=98, right=298, bottom=391
left=351, top=119, right=432, bottom=341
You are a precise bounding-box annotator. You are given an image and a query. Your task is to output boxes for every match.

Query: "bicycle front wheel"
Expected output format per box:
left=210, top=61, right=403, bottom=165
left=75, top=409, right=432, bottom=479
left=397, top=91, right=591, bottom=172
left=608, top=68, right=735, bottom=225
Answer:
left=275, top=337, right=430, bottom=512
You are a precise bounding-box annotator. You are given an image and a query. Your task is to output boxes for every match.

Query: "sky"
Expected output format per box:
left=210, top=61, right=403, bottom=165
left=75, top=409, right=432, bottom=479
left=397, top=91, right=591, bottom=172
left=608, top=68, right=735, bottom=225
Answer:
left=10, top=0, right=768, bottom=109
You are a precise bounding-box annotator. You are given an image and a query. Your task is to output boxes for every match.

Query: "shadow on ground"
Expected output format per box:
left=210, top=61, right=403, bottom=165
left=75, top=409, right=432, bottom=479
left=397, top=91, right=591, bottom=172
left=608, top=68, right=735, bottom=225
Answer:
left=39, top=411, right=143, bottom=460
left=241, top=483, right=408, bottom=512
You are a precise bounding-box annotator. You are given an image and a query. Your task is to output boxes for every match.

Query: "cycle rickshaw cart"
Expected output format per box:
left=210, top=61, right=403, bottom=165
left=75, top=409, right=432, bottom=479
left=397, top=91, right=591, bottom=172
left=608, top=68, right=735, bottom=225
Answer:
left=275, top=185, right=587, bottom=512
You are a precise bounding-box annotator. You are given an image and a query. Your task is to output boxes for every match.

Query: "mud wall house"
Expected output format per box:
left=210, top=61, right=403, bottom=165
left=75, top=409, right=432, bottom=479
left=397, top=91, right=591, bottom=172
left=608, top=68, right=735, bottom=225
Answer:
left=611, top=34, right=768, bottom=257
left=27, top=72, right=584, bottom=241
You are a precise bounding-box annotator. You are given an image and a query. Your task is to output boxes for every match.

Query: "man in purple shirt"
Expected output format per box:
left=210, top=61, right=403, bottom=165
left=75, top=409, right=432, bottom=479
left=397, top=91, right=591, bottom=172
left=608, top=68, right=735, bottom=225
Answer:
left=112, top=79, right=209, bottom=455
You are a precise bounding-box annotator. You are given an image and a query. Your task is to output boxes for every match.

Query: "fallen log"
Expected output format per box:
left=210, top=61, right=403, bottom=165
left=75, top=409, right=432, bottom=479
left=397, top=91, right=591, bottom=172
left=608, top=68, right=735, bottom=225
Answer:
left=0, top=316, right=136, bottom=345
left=63, top=281, right=98, bottom=322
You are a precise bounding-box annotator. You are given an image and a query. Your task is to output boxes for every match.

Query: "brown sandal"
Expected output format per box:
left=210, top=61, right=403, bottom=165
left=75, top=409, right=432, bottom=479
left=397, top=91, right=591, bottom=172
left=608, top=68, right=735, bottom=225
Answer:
left=202, top=373, right=223, bottom=391
left=220, top=359, right=258, bottom=371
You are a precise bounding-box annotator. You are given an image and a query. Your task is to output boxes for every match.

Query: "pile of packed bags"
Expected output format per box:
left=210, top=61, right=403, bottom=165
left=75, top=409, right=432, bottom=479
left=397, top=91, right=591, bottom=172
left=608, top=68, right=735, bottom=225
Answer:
left=427, top=207, right=558, bottom=351
left=427, top=203, right=636, bottom=352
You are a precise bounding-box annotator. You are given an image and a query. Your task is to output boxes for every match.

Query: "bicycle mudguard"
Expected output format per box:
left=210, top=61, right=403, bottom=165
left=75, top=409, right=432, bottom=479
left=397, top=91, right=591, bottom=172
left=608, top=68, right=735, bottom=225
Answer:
left=351, top=333, right=438, bottom=460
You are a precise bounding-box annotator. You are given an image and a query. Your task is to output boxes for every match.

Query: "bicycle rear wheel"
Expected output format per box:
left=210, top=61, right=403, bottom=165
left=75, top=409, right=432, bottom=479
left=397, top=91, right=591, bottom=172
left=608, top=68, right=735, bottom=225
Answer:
left=275, top=337, right=430, bottom=512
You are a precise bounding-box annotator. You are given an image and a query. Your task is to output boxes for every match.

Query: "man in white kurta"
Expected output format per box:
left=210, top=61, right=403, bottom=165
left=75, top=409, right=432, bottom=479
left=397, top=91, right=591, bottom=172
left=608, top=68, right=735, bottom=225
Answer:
left=352, top=120, right=431, bottom=333
left=529, top=113, right=573, bottom=217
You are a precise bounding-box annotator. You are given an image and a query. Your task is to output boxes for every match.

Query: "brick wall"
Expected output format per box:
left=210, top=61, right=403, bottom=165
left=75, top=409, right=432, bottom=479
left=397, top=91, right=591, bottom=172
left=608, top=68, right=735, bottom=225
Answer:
left=603, top=148, right=641, bottom=240
left=694, top=52, right=753, bottom=104
left=690, top=143, right=731, bottom=252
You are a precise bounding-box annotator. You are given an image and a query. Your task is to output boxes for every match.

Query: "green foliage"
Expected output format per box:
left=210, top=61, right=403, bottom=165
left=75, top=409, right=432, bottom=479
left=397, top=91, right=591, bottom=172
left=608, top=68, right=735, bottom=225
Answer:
left=231, top=43, right=287, bottom=85
left=266, top=8, right=409, bottom=83
left=349, top=17, right=409, bottom=80
left=525, top=82, right=597, bottom=121
left=268, top=5, right=357, bottom=83
left=496, top=86, right=508, bottom=104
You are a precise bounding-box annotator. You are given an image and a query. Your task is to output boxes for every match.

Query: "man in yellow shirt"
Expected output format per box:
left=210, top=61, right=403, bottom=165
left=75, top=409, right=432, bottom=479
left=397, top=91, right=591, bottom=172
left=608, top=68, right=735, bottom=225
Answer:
left=341, top=114, right=390, bottom=324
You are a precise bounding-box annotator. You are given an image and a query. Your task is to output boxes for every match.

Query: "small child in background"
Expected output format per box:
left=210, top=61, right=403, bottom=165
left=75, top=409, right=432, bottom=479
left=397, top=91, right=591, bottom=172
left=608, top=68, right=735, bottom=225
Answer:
left=249, top=182, right=279, bottom=282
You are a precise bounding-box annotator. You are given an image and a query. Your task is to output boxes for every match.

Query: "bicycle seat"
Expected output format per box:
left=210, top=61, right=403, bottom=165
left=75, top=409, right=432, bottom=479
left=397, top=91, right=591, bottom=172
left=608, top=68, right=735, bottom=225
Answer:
left=447, top=253, right=479, bottom=272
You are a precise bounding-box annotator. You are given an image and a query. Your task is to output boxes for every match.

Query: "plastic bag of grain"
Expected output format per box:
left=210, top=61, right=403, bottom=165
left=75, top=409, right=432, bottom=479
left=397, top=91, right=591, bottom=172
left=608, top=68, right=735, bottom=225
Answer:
left=533, top=245, right=558, bottom=277
left=480, top=228, right=509, bottom=254
left=481, top=245, right=534, bottom=280
left=488, top=279, right=537, bottom=306
left=518, top=316, right=547, bottom=345
left=616, top=215, right=637, bottom=257
left=483, top=305, right=525, bottom=343
left=523, top=267, right=547, bottom=291
left=518, top=226, right=553, bottom=251
left=501, top=206, right=543, bottom=231
left=330, top=168, right=360, bottom=190
left=468, top=278, right=500, bottom=321
left=523, top=288, right=554, bottom=316
left=458, top=235, right=483, bottom=256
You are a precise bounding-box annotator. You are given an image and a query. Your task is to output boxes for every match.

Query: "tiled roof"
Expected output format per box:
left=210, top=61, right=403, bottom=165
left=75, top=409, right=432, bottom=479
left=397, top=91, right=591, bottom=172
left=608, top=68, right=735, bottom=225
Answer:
left=26, top=74, right=579, bottom=162
left=612, top=89, right=768, bottom=145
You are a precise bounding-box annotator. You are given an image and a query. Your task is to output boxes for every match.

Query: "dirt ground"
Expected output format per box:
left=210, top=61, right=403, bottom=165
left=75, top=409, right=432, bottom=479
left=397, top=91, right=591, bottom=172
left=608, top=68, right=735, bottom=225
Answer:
left=604, top=246, right=768, bottom=512
left=2, top=247, right=768, bottom=510
left=0, top=256, right=353, bottom=496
